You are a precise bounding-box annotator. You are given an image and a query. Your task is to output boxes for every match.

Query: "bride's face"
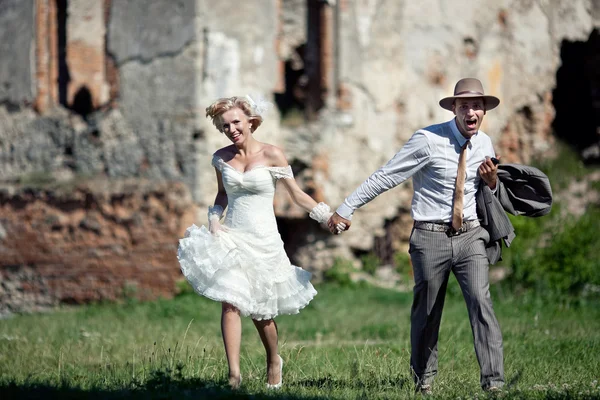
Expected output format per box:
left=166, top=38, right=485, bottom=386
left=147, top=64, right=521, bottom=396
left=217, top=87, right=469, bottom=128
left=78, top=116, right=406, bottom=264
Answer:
left=219, top=108, right=253, bottom=145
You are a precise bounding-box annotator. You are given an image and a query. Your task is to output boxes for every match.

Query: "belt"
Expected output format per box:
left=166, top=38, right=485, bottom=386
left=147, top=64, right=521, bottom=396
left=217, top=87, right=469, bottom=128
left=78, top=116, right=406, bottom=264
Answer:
left=414, top=220, right=480, bottom=236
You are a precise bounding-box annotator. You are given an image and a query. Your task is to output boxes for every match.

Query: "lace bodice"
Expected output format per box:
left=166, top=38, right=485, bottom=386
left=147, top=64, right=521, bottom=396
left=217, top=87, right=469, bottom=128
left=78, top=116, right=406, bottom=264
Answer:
left=212, top=155, right=293, bottom=233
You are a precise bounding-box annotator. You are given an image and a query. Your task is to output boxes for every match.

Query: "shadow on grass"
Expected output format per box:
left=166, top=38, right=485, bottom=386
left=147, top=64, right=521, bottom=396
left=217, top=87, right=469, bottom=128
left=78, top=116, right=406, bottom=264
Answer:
left=0, top=374, right=413, bottom=399
left=0, top=376, right=329, bottom=400
left=295, top=374, right=411, bottom=390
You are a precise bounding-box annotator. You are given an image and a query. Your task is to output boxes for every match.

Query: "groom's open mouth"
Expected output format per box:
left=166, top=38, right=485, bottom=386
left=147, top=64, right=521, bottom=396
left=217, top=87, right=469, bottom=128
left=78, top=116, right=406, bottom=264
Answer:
left=465, top=117, right=478, bottom=129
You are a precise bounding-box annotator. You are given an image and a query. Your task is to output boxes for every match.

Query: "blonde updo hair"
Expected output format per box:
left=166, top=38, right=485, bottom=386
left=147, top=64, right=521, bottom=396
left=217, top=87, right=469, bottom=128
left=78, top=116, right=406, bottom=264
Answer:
left=205, top=96, right=264, bottom=133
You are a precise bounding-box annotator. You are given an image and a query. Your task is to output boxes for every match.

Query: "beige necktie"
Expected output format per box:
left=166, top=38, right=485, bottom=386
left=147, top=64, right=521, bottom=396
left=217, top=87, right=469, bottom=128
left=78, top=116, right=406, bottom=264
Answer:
left=452, top=140, right=469, bottom=231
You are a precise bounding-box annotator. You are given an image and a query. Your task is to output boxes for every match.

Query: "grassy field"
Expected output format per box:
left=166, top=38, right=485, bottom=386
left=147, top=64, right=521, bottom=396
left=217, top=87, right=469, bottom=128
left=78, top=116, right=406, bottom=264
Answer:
left=1, top=282, right=599, bottom=399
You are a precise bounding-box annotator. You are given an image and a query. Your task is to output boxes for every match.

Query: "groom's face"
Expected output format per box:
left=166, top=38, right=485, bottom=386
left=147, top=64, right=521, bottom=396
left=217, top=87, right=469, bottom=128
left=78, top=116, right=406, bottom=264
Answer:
left=452, top=98, right=486, bottom=139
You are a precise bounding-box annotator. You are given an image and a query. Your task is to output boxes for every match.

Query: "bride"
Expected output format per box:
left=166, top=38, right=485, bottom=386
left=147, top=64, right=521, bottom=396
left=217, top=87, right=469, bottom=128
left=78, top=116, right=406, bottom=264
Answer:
left=177, top=95, right=344, bottom=389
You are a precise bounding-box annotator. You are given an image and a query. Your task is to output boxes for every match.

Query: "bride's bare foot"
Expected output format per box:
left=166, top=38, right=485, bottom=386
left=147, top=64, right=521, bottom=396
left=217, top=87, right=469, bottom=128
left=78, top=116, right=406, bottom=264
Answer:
left=228, top=374, right=242, bottom=389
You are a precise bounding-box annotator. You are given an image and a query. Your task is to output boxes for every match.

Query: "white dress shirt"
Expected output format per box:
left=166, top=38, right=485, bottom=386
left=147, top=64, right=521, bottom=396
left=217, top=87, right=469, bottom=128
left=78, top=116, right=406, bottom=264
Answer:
left=336, top=119, right=496, bottom=222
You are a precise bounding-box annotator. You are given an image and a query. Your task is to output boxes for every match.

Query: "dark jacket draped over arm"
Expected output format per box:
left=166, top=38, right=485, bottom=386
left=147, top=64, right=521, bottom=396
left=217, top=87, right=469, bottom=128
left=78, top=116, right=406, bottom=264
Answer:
left=476, top=164, right=553, bottom=264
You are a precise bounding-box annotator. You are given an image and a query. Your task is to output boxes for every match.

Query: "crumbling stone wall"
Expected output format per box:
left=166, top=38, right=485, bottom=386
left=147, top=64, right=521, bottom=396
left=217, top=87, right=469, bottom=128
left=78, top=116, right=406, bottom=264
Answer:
left=286, top=0, right=600, bottom=268
left=0, top=0, right=599, bottom=312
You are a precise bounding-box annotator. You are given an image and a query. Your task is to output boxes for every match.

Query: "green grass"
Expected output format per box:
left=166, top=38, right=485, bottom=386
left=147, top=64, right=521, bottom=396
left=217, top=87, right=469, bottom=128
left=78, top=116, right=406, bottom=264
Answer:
left=3, top=140, right=598, bottom=399
left=1, top=283, right=599, bottom=399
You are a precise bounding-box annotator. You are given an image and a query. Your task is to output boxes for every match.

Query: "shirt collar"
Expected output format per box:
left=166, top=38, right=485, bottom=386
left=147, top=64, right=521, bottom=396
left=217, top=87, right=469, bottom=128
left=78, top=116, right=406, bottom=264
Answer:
left=450, top=118, right=475, bottom=147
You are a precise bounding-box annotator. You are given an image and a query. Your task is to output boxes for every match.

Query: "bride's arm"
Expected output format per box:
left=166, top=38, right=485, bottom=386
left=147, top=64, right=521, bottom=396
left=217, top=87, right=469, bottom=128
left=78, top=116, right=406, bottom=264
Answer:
left=279, top=173, right=339, bottom=226
left=267, top=146, right=338, bottom=226
left=267, top=146, right=318, bottom=212
left=213, top=168, right=228, bottom=210
left=207, top=168, right=228, bottom=234
left=279, top=178, right=319, bottom=213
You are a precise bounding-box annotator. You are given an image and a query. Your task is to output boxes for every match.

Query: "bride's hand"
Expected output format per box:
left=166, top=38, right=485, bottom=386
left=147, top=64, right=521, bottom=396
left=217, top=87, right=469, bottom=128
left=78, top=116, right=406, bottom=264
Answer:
left=208, top=218, right=228, bottom=236
left=207, top=205, right=227, bottom=236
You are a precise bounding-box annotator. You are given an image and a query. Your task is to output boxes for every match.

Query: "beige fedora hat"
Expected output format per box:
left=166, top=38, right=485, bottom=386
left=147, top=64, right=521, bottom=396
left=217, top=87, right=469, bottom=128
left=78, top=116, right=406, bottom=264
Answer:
left=439, top=78, right=500, bottom=111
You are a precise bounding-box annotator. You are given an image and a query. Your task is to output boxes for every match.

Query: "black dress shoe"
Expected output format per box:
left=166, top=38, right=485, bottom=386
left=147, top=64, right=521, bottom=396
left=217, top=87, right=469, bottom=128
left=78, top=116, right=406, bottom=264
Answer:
left=416, top=384, right=432, bottom=395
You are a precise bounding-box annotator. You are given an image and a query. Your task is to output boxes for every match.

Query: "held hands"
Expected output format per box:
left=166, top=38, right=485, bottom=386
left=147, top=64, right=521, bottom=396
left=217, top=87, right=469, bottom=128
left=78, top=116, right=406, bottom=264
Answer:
left=309, top=203, right=347, bottom=233
left=478, top=156, right=501, bottom=190
left=326, top=213, right=348, bottom=234
left=327, top=212, right=351, bottom=235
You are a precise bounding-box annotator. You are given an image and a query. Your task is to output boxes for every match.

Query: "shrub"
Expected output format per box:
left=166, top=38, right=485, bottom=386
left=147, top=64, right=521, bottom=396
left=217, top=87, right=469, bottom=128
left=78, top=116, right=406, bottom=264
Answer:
left=393, top=252, right=413, bottom=280
left=507, top=205, right=600, bottom=300
left=360, top=253, right=380, bottom=276
left=323, top=257, right=356, bottom=287
left=175, top=279, right=195, bottom=297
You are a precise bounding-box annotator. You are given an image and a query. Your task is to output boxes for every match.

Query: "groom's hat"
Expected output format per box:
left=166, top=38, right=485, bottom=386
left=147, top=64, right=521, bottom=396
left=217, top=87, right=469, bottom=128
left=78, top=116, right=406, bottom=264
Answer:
left=439, top=78, right=500, bottom=111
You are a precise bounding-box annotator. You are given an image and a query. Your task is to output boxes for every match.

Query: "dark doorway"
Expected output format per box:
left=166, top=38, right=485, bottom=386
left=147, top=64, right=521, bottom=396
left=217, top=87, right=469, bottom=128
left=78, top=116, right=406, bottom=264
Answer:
left=72, top=86, right=93, bottom=119
left=552, top=29, right=600, bottom=160
left=274, top=44, right=307, bottom=118
left=275, top=0, right=329, bottom=123
left=304, top=0, right=326, bottom=120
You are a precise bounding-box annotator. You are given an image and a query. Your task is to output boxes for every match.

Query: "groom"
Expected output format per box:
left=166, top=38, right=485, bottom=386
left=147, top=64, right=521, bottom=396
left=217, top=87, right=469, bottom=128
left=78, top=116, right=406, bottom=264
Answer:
left=328, top=78, right=505, bottom=393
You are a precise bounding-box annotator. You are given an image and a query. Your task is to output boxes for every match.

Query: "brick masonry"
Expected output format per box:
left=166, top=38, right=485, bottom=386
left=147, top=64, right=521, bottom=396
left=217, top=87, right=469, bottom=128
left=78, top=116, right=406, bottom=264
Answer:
left=0, top=180, right=197, bottom=314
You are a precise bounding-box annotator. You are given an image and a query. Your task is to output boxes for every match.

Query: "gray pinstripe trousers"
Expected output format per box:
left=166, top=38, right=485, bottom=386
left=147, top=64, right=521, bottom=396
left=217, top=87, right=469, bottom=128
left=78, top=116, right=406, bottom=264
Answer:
left=408, top=225, right=504, bottom=389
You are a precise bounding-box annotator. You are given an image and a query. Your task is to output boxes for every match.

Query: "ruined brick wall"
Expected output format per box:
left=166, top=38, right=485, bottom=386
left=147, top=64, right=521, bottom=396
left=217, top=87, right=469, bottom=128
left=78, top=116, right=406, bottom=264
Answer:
left=1, top=0, right=599, bottom=312
left=34, top=0, right=59, bottom=113
left=0, top=180, right=197, bottom=314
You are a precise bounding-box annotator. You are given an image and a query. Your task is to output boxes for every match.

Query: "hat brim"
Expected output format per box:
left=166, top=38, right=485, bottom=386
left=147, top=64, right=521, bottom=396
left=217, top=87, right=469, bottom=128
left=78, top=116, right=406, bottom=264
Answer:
left=439, top=94, right=500, bottom=111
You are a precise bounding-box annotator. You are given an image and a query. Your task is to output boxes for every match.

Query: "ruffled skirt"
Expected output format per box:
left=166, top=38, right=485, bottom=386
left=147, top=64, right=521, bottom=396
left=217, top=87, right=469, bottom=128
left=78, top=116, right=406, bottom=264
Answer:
left=177, top=224, right=317, bottom=320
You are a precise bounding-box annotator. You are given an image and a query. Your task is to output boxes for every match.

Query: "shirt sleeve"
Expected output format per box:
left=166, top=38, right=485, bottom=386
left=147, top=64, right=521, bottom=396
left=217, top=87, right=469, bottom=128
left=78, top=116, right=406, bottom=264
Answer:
left=336, top=131, right=432, bottom=219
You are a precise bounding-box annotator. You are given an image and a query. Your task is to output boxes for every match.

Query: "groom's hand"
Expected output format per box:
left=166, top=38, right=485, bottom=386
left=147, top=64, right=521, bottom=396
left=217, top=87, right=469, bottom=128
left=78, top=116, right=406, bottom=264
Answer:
left=327, top=212, right=351, bottom=235
left=479, top=155, right=501, bottom=190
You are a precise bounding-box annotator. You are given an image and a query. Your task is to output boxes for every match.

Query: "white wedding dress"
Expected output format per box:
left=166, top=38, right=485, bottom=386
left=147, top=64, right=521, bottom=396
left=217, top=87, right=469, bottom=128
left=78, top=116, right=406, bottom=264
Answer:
left=177, top=155, right=317, bottom=320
